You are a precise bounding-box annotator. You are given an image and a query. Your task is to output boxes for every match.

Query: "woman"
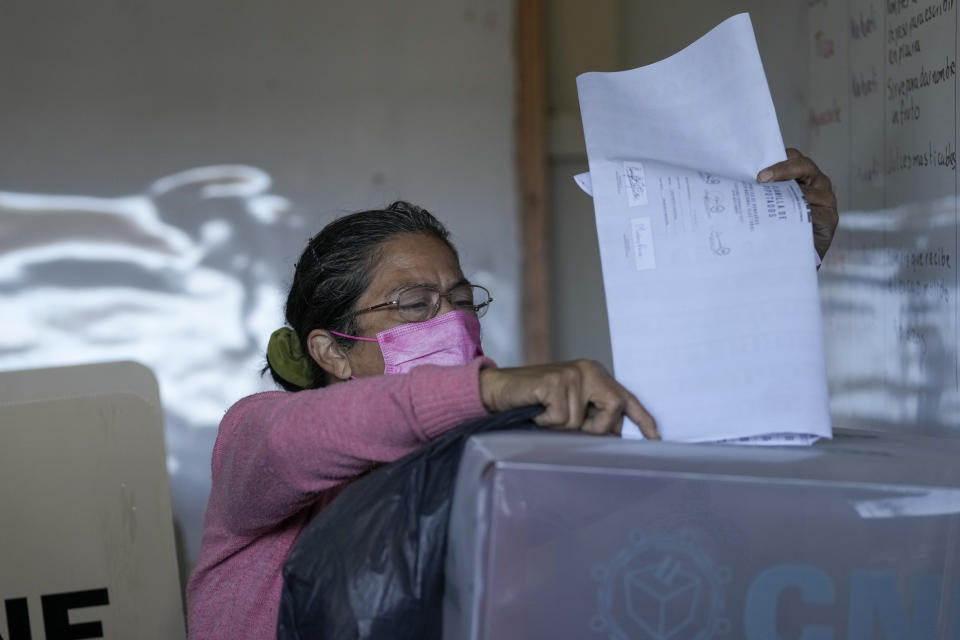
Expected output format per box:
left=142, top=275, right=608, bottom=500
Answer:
left=186, top=150, right=837, bottom=638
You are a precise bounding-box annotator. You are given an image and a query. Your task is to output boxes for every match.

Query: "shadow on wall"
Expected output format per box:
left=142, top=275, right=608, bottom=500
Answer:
left=0, top=164, right=520, bottom=578
left=819, top=197, right=960, bottom=435
left=0, top=165, right=306, bottom=572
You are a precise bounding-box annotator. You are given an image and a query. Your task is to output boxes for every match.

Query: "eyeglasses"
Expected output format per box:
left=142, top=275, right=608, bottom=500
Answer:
left=350, top=284, right=492, bottom=323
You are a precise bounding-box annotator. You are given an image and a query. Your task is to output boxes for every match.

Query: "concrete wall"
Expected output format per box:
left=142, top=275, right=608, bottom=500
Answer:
left=547, top=1, right=809, bottom=367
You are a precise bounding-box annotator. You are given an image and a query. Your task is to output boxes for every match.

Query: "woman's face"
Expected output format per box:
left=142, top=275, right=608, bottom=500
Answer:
left=336, top=232, right=467, bottom=378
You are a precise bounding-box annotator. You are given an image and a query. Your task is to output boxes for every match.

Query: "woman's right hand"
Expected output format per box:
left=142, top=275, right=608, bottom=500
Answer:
left=479, top=360, right=659, bottom=439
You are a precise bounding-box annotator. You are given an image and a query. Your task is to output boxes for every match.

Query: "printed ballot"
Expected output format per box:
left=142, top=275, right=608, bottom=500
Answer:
left=576, top=14, right=831, bottom=444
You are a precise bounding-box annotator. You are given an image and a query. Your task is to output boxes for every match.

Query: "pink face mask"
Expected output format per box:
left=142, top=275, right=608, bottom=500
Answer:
left=330, top=310, right=483, bottom=375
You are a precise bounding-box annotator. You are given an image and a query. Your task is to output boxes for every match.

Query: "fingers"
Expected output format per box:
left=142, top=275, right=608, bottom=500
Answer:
left=532, top=362, right=587, bottom=430
left=582, top=376, right=659, bottom=439
left=808, top=196, right=839, bottom=228
left=575, top=361, right=624, bottom=435
left=805, top=188, right=839, bottom=233
left=579, top=386, right=625, bottom=435
left=553, top=361, right=659, bottom=438
left=533, top=367, right=583, bottom=430
left=485, top=360, right=659, bottom=439
left=756, top=149, right=840, bottom=260
left=624, top=393, right=659, bottom=439
left=532, top=375, right=572, bottom=428
left=801, top=186, right=837, bottom=209
left=757, top=148, right=830, bottom=189
left=566, top=368, right=585, bottom=430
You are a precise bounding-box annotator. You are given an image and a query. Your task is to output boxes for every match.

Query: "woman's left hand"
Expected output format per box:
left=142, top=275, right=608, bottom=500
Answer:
left=757, top=148, right=839, bottom=261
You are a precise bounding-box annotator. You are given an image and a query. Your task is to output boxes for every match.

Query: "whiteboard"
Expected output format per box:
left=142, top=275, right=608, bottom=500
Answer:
left=808, top=0, right=959, bottom=435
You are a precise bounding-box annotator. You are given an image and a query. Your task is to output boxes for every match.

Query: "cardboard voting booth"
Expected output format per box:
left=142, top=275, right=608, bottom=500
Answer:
left=444, top=431, right=960, bottom=639
left=0, top=362, right=185, bottom=639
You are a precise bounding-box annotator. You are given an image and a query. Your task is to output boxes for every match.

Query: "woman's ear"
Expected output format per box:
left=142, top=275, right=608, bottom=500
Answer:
left=306, top=329, right=353, bottom=382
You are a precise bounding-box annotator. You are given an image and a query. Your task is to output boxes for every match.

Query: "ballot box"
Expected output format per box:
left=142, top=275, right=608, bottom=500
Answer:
left=443, top=430, right=960, bottom=640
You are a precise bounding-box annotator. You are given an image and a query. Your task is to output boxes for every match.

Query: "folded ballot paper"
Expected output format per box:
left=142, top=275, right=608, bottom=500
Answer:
left=576, top=13, right=831, bottom=445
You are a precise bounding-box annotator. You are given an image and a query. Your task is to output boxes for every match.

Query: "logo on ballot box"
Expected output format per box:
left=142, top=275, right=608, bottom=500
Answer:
left=590, top=530, right=730, bottom=640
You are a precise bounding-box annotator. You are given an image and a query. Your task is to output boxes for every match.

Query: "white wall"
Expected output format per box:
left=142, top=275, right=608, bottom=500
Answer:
left=0, top=0, right=518, bottom=578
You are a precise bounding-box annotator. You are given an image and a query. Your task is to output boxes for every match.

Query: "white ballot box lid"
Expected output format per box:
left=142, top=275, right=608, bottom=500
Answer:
left=0, top=362, right=185, bottom=639
left=444, top=430, right=960, bottom=640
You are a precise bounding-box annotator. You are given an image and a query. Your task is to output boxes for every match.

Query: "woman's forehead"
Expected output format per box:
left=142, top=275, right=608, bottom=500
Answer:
left=367, top=233, right=464, bottom=295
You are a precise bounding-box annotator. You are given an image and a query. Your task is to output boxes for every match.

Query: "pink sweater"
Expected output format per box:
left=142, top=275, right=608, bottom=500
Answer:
left=186, top=358, right=492, bottom=639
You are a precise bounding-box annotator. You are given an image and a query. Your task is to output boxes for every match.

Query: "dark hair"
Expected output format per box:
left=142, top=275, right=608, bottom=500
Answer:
left=265, top=201, right=457, bottom=391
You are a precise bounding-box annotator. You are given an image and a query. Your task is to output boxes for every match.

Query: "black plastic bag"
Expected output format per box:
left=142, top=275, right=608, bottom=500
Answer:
left=277, top=406, right=541, bottom=640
